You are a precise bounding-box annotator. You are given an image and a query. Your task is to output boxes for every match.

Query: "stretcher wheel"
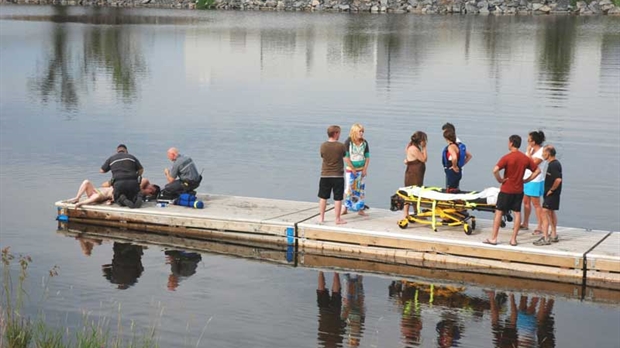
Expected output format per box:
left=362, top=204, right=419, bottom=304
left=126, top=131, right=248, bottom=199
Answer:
left=398, top=219, right=409, bottom=229
left=471, top=218, right=476, bottom=230
left=464, top=223, right=472, bottom=235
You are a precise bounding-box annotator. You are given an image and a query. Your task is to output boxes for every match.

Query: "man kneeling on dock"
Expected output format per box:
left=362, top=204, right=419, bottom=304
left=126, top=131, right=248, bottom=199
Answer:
left=161, top=147, right=202, bottom=200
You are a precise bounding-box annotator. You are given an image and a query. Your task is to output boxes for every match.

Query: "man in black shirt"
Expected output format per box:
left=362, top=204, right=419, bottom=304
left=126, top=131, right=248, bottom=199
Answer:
left=534, top=145, right=563, bottom=246
left=100, top=144, right=144, bottom=208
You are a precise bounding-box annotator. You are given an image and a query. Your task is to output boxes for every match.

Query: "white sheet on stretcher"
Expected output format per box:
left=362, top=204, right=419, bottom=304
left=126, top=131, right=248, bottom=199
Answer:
left=399, top=186, right=500, bottom=205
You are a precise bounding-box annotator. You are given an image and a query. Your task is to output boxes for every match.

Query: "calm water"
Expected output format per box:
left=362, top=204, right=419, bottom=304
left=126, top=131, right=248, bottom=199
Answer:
left=1, top=5, right=619, bottom=347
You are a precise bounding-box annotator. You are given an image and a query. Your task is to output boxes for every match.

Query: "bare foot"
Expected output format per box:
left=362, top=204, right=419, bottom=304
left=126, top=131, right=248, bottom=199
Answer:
left=358, top=210, right=367, bottom=216
left=341, top=209, right=348, bottom=215
left=335, top=219, right=347, bottom=225
left=65, top=198, right=79, bottom=204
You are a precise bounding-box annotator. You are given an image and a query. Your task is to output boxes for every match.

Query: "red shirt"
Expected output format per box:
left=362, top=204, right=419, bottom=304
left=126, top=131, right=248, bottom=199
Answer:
left=496, top=151, right=538, bottom=194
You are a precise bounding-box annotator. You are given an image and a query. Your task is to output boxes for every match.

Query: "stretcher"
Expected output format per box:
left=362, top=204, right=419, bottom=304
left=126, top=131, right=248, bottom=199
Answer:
left=390, top=186, right=512, bottom=234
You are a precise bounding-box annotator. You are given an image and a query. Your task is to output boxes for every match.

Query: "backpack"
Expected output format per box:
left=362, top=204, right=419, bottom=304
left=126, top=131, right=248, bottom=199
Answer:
left=442, top=142, right=467, bottom=168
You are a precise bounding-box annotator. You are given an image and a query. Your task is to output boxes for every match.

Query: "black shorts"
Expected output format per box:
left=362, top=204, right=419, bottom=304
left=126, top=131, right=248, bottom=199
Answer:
left=318, top=177, right=345, bottom=201
left=495, top=192, right=524, bottom=213
left=317, top=289, right=342, bottom=309
left=543, top=193, right=560, bottom=211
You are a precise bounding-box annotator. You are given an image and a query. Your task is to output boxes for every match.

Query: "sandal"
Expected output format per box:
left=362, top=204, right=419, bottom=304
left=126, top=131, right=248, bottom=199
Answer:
left=550, top=235, right=559, bottom=243
left=533, top=237, right=551, bottom=246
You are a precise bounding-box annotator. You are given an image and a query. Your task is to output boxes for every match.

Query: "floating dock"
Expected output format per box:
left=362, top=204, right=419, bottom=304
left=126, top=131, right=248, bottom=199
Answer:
left=55, top=194, right=620, bottom=290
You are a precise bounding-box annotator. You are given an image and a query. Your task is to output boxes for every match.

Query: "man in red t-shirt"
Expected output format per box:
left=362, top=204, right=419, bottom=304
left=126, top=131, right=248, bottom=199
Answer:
left=484, top=135, right=540, bottom=246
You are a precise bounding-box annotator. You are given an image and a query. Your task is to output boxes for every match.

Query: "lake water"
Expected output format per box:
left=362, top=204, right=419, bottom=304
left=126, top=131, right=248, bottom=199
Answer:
left=0, top=5, right=619, bottom=347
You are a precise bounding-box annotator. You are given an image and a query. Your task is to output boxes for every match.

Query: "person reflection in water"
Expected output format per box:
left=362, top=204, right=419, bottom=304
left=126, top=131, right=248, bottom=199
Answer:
left=76, top=236, right=102, bottom=256
left=102, top=243, right=144, bottom=290
left=388, top=281, right=423, bottom=346
left=436, top=312, right=464, bottom=348
left=342, top=273, right=365, bottom=348
left=316, top=271, right=346, bottom=348
left=487, top=291, right=557, bottom=348
left=165, top=250, right=202, bottom=291
left=488, top=291, right=519, bottom=348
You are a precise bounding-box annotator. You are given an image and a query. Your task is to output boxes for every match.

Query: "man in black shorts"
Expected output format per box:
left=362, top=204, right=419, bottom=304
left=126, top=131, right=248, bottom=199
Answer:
left=484, top=135, right=540, bottom=246
left=534, top=145, right=563, bottom=246
left=318, top=125, right=348, bottom=224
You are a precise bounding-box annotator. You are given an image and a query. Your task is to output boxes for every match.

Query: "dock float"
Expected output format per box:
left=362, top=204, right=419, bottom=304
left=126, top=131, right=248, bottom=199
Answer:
left=55, top=194, right=620, bottom=290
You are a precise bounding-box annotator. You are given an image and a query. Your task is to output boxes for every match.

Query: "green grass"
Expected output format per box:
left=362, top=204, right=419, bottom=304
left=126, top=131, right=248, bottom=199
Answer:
left=1, top=247, right=161, bottom=348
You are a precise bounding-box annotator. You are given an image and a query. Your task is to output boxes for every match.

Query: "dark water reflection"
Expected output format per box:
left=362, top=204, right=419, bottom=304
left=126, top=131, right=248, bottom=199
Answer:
left=1, top=6, right=619, bottom=348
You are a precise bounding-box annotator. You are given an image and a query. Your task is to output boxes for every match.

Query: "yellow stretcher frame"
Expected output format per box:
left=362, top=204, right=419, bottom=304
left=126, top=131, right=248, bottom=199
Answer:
left=396, top=186, right=499, bottom=234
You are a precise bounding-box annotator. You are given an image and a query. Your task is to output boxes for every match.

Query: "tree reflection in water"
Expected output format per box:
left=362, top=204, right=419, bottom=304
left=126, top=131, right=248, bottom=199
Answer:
left=537, top=16, right=577, bottom=99
left=29, top=7, right=145, bottom=110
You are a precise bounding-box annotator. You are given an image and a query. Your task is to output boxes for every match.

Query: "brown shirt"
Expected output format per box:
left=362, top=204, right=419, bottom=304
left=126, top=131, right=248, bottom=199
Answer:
left=320, top=141, right=346, bottom=177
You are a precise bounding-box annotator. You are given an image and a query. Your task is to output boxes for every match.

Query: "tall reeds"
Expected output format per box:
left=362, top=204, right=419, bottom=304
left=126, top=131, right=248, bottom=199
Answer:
left=1, top=247, right=160, bottom=348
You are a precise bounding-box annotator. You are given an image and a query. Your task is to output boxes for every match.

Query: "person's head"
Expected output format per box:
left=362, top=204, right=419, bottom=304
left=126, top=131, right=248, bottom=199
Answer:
left=509, top=135, right=522, bottom=149
left=167, top=147, right=179, bottom=161
left=143, top=184, right=160, bottom=197
left=529, top=130, right=546, bottom=146
left=543, top=144, right=556, bottom=160
left=349, top=123, right=365, bottom=142
left=117, top=144, right=128, bottom=153
left=327, top=125, right=341, bottom=139
left=443, top=129, right=456, bottom=144
left=410, top=131, right=427, bottom=147
left=442, top=122, right=455, bottom=133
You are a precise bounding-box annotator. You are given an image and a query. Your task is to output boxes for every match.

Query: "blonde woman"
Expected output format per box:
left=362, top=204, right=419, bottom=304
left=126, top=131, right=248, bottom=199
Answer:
left=343, top=124, right=370, bottom=215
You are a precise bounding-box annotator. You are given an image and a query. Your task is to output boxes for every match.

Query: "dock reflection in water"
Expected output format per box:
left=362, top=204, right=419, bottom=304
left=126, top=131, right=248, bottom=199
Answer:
left=58, top=222, right=618, bottom=347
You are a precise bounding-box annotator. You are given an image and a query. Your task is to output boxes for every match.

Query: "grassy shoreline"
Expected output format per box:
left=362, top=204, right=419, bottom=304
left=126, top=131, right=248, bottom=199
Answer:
left=1, top=247, right=160, bottom=348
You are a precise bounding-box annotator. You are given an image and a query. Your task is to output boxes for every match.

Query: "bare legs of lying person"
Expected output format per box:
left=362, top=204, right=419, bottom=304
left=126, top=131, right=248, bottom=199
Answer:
left=66, top=180, right=114, bottom=208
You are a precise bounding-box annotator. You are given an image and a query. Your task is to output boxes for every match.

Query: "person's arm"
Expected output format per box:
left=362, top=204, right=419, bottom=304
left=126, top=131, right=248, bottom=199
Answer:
left=524, top=159, right=540, bottom=184
left=448, top=144, right=459, bottom=172
left=418, top=142, right=428, bottom=163
left=524, top=167, right=541, bottom=184
left=100, top=158, right=110, bottom=174
left=140, top=178, right=150, bottom=190
left=361, top=141, right=370, bottom=177
left=362, top=158, right=369, bottom=177
left=164, top=168, right=175, bottom=183
left=464, top=150, right=472, bottom=165
left=493, top=165, right=505, bottom=184
left=546, top=178, right=563, bottom=196
left=344, top=157, right=356, bottom=174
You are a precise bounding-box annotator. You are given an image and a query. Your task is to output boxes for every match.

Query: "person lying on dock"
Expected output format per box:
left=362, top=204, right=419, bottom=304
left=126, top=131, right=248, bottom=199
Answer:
left=65, top=180, right=114, bottom=208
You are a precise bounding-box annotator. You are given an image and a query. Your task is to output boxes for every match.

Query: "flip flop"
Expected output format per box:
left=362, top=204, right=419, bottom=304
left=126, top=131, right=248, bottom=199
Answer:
left=482, top=239, right=497, bottom=246
left=532, top=230, right=543, bottom=236
left=519, top=226, right=529, bottom=230
left=510, top=241, right=518, bottom=247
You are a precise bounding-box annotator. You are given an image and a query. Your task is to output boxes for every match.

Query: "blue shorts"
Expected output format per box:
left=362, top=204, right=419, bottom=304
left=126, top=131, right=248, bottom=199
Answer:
left=524, top=181, right=544, bottom=197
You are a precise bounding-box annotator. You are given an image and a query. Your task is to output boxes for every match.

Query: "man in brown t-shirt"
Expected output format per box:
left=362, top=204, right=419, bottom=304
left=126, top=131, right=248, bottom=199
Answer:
left=318, top=125, right=352, bottom=224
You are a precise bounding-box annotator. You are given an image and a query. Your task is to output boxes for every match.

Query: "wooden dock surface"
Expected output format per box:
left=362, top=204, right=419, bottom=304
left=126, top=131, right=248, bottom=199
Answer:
left=55, top=194, right=620, bottom=289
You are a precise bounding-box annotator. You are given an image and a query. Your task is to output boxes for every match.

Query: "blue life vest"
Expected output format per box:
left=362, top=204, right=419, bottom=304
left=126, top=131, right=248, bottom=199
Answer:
left=442, top=142, right=467, bottom=168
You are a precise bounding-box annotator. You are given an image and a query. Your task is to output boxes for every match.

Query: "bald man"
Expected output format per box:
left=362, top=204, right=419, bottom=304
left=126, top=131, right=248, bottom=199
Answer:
left=161, top=147, right=202, bottom=199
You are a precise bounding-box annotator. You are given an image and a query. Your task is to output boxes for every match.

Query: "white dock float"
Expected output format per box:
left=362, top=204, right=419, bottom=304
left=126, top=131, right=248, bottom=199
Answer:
left=55, top=194, right=620, bottom=289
